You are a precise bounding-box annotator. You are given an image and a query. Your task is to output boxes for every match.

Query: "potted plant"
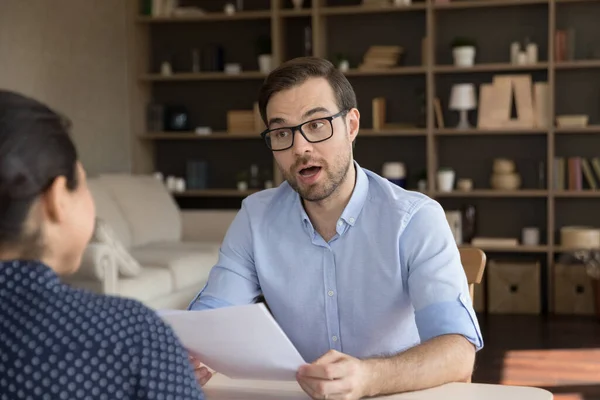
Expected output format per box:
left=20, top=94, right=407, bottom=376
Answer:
left=436, top=167, right=455, bottom=192
left=451, top=37, right=477, bottom=67
left=256, top=35, right=273, bottom=74
left=335, top=53, right=350, bottom=72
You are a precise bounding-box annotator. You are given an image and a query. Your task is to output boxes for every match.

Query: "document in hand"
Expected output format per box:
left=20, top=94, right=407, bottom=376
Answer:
left=158, top=303, right=307, bottom=381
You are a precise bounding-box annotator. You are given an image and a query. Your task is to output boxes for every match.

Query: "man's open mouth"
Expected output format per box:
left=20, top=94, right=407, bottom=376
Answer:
left=299, top=166, right=321, bottom=177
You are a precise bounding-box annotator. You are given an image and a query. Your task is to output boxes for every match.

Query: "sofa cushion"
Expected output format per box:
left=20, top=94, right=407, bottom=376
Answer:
left=129, top=242, right=219, bottom=291
left=88, top=178, right=132, bottom=248
left=117, top=267, right=173, bottom=302
left=98, top=174, right=182, bottom=247
left=91, top=218, right=141, bottom=277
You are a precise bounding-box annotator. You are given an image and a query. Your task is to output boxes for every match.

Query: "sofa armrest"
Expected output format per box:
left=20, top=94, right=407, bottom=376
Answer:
left=74, top=243, right=119, bottom=295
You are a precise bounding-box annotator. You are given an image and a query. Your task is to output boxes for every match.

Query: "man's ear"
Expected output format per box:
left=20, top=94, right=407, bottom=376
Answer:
left=40, top=176, right=68, bottom=224
left=347, top=108, right=360, bottom=143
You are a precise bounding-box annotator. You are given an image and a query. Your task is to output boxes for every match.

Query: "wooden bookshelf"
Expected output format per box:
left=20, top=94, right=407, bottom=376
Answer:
left=434, top=128, right=547, bottom=136
left=140, top=132, right=261, bottom=140
left=320, top=3, right=427, bottom=15
left=434, top=62, right=549, bottom=74
left=460, top=244, right=549, bottom=253
left=555, top=59, right=600, bottom=69
left=343, top=66, right=427, bottom=76
left=127, top=0, right=600, bottom=314
left=139, top=71, right=266, bottom=81
left=433, top=190, right=549, bottom=198
left=431, top=0, right=548, bottom=9
left=136, top=10, right=272, bottom=23
left=553, top=190, right=600, bottom=197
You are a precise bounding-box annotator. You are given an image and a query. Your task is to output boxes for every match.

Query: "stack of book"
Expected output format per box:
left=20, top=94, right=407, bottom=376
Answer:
left=358, top=46, right=403, bottom=70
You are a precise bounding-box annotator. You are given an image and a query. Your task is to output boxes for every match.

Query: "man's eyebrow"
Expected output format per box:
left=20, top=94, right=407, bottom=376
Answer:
left=267, top=107, right=331, bottom=127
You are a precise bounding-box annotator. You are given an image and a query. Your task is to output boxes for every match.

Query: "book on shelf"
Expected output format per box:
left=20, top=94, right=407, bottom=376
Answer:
left=553, top=156, right=600, bottom=190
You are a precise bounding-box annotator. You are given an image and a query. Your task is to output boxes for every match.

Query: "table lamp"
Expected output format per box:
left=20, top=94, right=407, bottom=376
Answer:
left=449, top=83, right=476, bottom=129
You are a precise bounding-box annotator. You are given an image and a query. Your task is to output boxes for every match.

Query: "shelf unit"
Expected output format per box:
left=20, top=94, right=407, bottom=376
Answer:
left=127, top=0, right=600, bottom=313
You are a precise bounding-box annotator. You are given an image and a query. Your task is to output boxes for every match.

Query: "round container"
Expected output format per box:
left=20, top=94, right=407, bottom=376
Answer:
left=382, top=162, right=407, bottom=188
left=457, top=178, right=473, bottom=191
left=522, top=227, right=540, bottom=246
left=490, top=172, right=521, bottom=190
left=560, top=226, right=600, bottom=249
left=493, top=158, right=515, bottom=174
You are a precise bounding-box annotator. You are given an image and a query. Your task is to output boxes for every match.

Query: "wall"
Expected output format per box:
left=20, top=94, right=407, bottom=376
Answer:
left=0, top=0, right=131, bottom=175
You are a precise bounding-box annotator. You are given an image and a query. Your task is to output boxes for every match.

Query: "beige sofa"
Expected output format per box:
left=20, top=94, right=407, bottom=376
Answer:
left=63, top=173, right=237, bottom=310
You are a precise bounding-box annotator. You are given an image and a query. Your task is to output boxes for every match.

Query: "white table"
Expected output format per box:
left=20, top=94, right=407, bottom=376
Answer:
left=203, top=374, right=554, bottom=400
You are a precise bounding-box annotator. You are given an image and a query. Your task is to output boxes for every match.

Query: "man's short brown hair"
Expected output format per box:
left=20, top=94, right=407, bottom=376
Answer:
left=258, top=57, right=357, bottom=126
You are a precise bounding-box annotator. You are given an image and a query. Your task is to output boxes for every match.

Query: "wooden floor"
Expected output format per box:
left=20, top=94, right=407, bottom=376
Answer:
left=472, top=314, right=600, bottom=400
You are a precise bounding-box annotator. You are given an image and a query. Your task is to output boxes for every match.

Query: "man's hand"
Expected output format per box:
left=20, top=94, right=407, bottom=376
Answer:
left=296, top=350, right=373, bottom=400
left=189, top=354, right=213, bottom=386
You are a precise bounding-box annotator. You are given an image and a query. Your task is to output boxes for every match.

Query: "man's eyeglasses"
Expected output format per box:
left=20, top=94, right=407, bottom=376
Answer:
left=260, top=109, right=349, bottom=151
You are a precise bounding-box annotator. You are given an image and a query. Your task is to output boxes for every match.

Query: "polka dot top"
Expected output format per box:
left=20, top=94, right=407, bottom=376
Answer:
left=0, top=260, right=205, bottom=399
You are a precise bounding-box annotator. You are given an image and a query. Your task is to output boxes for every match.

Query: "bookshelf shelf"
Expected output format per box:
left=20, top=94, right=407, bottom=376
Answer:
left=280, top=9, right=312, bottom=17
left=434, top=128, right=547, bottom=136
left=432, top=0, right=548, bottom=10
left=141, top=132, right=261, bottom=140
left=554, top=125, right=600, bottom=134
left=553, top=190, right=600, bottom=197
left=136, top=10, right=272, bottom=23
left=320, top=4, right=427, bottom=15
left=433, top=62, right=549, bottom=74
left=433, top=190, right=549, bottom=198
left=555, top=60, right=600, bottom=70
left=460, top=244, right=549, bottom=253
left=343, top=67, right=427, bottom=77
left=139, top=71, right=267, bottom=81
left=360, top=128, right=427, bottom=136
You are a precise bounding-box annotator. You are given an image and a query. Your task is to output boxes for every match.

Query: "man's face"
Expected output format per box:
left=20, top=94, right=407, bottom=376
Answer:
left=265, top=77, right=359, bottom=202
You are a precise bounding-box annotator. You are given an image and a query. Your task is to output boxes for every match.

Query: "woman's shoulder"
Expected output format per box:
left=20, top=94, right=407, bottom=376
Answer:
left=66, top=285, right=172, bottom=335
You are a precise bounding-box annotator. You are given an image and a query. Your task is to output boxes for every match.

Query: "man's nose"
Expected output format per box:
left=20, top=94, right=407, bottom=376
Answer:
left=292, top=129, right=313, bottom=155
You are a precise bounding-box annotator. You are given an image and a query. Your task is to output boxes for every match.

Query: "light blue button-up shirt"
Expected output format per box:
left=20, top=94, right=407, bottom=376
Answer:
left=189, top=161, right=483, bottom=363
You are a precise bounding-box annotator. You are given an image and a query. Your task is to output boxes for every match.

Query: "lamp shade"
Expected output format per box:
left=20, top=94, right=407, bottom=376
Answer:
left=449, top=83, right=476, bottom=111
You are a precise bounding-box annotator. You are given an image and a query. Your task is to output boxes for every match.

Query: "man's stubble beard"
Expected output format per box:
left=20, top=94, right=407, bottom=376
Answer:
left=280, top=148, right=352, bottom=202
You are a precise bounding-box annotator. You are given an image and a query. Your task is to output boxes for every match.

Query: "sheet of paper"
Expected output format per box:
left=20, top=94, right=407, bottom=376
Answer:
left=158, top=303, right=306, bottom=381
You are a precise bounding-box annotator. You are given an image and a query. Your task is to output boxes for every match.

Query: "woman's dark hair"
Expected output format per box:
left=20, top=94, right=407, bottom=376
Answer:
left=258, top=57, right=358, bottom=125
left=0, top=90, right=79, bottom=258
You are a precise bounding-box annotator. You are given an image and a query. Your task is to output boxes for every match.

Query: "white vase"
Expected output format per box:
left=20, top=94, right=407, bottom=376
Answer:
left=258, top=54, right=273, bottom=74
left=237, top=181, right=248, bottom=191
left=291, top=0, right=304, bottom=9
left=437, top=170, right=455, bottom=192
left=338, top=60, right=349, bottom=72
left=452, top=46, right=476, bottom=67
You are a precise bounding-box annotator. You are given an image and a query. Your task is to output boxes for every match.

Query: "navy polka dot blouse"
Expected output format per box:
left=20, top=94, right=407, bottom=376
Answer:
left=0, top=260, right=205, bottom=399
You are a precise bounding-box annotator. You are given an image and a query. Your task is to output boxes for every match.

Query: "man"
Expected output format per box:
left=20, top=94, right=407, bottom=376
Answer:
left=189, top=56, right=483, bottom=400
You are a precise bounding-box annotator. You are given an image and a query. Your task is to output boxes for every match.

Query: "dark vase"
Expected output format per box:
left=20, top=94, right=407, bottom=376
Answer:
left=461, top=204, right=476, bottom=244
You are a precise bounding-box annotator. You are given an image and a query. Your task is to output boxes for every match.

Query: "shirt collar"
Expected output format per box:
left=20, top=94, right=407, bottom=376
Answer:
left=298, top=160, right=370, bottom=235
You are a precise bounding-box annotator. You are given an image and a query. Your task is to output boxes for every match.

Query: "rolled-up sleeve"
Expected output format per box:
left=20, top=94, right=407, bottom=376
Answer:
left=399, top=199, right=483, bottom=351
left=188, top=200, right=261, bottom=311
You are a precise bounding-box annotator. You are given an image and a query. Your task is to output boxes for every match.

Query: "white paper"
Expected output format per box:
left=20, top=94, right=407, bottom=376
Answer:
left=158, top=303, right=306, bottom=381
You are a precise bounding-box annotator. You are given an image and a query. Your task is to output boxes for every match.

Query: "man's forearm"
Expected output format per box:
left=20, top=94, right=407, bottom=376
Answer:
left=363, top=334, right=475, bottom=397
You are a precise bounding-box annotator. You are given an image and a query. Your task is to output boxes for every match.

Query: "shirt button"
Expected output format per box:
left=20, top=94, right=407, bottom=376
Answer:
left=328, top=290, right=334, bottom=297
left=332, top=336, right=338, bottom=342
left=337, top=220, right=343, bottom=226
left=349, top=217, right=355, bottom=223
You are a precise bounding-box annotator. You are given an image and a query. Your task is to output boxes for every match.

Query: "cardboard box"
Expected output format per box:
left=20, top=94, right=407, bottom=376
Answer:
left=554, top=263, right=595, bottom=315
left=487, top=260, right=541, bottom=314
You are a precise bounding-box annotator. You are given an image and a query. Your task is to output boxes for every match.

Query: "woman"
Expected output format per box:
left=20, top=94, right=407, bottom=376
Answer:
left=0, top=90, right=205, bottom=399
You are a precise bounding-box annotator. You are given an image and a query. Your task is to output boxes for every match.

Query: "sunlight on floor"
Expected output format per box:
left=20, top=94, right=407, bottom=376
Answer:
left=500, top=349, right=600, bottom=400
